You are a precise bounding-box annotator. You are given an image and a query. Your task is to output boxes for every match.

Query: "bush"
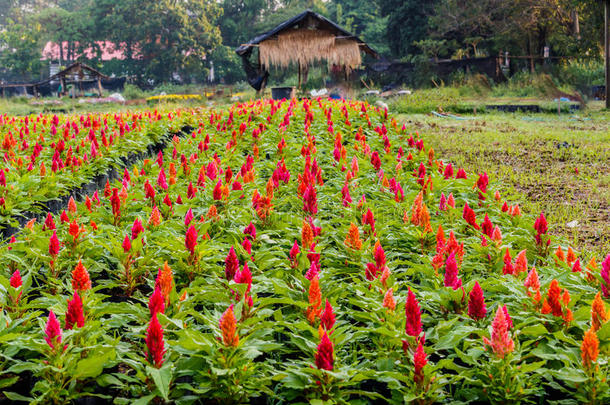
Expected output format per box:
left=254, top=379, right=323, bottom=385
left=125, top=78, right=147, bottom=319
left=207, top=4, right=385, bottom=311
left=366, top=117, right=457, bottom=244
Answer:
left=123, top=83, right=147, bottom=100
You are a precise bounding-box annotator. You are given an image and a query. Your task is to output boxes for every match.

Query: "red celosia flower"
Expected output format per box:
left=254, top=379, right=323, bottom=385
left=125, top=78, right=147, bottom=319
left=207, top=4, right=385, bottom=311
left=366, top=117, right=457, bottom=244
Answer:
left=49, top=230, right=60, bottom=256
left=315, top=331, right=334, bottom=371
left=483, top=306, right=514, bottom=359
left=456, top=168, right=467, bottom=179
left=370, top=151, right=381, bottom=171
left=122, top=235, right=131, bottom=252
left=149, top=285, right=165, bottom=316
left=44, top=311, right=63, bottom=350
left=65, top=291, right=85, bottom=330
left=572, top=259, right=582, bottom=273
left=43, top=213, right=56, bottom=231
left=10, top=269, right=22, bottom=288
left=534, top=212, right=548, bottom=246
left=145, top=313, right=166, bottom=368
left=581, top=327, right=599, bottom=369
left=444, top=253, right=462, bottom=290
left=110, top=187, right=121, bottom=219
left=468, top=281, right=487, bottom=320
left=131, top=218, right=144, bottom=240
left=320, top=299, right=336, bottom=331
left=185, top=225, right=198, bottom=255
left=225, top=246, right=239, bottom=280
left=481, top=214, right=493, bottom=238
left=413, top=340, right=427, bottom=384
left=362, top=208, right=375, bottom=235
left=405, top=288, right=422, bottom=337
left=219, top=305, right=239, bottom=347
left=462, top=203, right=479, bottom=229
left=502, top=248, right=514, bottom=275
left=71, top=260, right=92, bottom=292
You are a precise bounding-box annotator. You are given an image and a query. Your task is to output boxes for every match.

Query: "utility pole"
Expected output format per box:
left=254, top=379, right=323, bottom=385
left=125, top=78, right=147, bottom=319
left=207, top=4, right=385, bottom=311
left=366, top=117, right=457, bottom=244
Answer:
left=606, top=0, right=609, bottom=109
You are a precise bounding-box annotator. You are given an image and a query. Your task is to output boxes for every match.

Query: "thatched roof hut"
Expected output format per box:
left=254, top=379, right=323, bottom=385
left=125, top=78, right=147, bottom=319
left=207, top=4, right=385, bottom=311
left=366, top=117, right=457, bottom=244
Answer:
left=236, top=10, right=378, bottom=91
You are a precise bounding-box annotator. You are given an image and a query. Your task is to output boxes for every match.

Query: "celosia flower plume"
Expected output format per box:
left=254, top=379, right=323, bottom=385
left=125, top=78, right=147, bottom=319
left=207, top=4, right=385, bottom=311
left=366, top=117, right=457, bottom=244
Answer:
left=145, top=313, right=166, bottom=368
left=483, top=306, right=514, bottom=359
left=315, top=331, right=334, bottom=371
left=468, top=281, right=487, bottom=320
left=65, top=291, right=85, bottom=330
left=71, top=260, right=92, bottom=292
left=405, top=288, right=423, bottom=337
left=219, top=305, right=239, bottom=347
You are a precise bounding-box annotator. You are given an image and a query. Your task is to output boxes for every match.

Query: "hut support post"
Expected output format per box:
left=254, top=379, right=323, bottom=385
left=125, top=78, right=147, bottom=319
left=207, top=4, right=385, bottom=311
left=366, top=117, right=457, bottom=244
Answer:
left=298, top=61, right=302, bottom=90
left=97, top=76, right=103, bottom=97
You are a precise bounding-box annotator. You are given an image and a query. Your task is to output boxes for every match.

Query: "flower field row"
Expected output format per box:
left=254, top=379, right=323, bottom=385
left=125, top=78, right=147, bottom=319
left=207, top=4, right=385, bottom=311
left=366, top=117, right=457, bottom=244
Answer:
left=0, top=99, right=608, bottom=403
left=0, top=110, right=192, bottom=232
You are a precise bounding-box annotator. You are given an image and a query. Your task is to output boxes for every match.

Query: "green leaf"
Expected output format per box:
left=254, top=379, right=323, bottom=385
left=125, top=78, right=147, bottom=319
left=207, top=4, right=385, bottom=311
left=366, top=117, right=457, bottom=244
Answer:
left=147, top=365, right=172, bottom=401
left=2, top=391, right=33, bottom=402
left=74, top=348, right=115, bottom=379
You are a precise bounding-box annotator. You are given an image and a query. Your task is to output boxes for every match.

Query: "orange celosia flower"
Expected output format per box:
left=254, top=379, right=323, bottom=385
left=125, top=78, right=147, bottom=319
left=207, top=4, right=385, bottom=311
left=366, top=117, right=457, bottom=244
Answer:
left=591, top=292, right=608, bottom=332
left=555, top=246, right=565, bottom=263
left=410, top=191, right=424, bottom=226
left=40, top=162, right=46, bottom=177
left=148, top=206, right=162, bottom=226
left=566, top=247, right=576, bottom=266
left=383, top=288, right=396, bottom=311
left=514, top=250, right=528, bottom=274
left=436, top=225, right=445, bottom=252
left=302, top=221, right=314, bottom=250
left=156, top=261, right=174, bottom=306
left=306, top=276, right=322, bottom=324
left=581, top=327, right=599, bottom=369
left=72, top=260, right=92, bottom=292
left=207, top=205, right=218, bottom=219
left=419, top=203, right=433, bottom=233
left=344, top=223, right=362, bottom=250
left=380, top=265, right=391, bottom=289
left=524, top=267, right=542, bottom=303
left=541, top=279, right=571, bottom=323
left=586, top=257, right=597, bottom=282
left=68, top=197, right=77, bottom=214
left=219, top=305, right=239, bottom=347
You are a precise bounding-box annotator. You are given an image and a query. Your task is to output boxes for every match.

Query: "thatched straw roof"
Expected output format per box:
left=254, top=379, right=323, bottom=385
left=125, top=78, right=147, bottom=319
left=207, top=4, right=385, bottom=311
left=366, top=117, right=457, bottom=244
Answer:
left=236, top=10, right=378, bottom=69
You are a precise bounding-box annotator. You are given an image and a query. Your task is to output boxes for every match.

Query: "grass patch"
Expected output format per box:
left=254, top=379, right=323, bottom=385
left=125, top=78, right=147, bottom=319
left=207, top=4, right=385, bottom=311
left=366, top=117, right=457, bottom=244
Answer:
left=398, top=111, right=610, bottom=256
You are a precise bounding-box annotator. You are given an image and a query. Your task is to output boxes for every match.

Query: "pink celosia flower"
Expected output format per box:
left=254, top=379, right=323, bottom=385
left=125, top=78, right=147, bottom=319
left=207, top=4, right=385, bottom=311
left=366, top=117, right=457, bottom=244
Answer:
left=320, top=299, right=336, bottom=331
left=601, top=254, right=610, bottom=298
left=444, top=253, right=462, bottom=290
left=483, top=306, right=514, bottom=359
left=44, top=311, right=62, bottom=350
left=49, top=230, right=60, bottom=256
left=303, top=184, right=318, bottom=215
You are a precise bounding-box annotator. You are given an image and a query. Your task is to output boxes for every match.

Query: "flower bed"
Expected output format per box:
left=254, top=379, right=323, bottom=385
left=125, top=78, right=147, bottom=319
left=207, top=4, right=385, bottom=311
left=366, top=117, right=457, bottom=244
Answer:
left=0, top=99, right=608, bottom=403
left=0, top=110, right=195, bottom=234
